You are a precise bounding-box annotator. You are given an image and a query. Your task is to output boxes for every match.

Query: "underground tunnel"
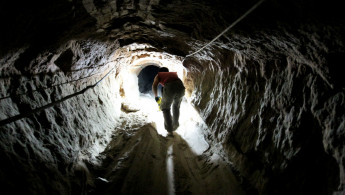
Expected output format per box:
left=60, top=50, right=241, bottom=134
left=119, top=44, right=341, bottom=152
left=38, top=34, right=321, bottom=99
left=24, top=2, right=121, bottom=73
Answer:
left=137, top=65, right=159, bottom=94
left=0, top=0, right=345, bottom=194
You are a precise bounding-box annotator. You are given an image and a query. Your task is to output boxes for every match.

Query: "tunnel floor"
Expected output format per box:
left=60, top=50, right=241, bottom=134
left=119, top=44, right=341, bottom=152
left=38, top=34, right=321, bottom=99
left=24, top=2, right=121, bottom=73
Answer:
left=86, top=95, right=245, bottom=194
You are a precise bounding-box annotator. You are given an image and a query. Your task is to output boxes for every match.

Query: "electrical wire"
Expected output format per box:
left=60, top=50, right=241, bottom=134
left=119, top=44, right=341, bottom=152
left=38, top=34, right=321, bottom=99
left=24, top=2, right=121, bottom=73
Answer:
left=0, top=65, right=117, bottom=126
left=0, top=0, right=266, bottom=126
left=185, top=0, right=265, bottom=58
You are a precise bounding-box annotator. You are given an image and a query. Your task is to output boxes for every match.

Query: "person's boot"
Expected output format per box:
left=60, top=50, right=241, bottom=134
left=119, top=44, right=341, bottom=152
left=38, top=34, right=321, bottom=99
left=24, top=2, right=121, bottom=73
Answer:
left=172, top=122, right=179, bottom=131
left=167, top=131, right=174, bottom=137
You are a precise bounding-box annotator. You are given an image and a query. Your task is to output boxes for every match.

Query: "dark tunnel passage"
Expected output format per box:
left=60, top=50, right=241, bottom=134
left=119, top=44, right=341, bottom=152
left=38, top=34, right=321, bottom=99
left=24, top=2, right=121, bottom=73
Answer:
left=0, top=0, right=345, bottom=194
left=137, top=65, right=159, bottom=94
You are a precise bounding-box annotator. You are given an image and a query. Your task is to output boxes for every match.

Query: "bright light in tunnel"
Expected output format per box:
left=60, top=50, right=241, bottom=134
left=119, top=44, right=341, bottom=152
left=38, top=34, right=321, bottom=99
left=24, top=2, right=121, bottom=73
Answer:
left=133, top=88, right=209, bottom=155
left=79, top=61, right=123, bottom=165
left=116, top=44, right=209, bottom=155
left=167, top=145, right=175, bottom=195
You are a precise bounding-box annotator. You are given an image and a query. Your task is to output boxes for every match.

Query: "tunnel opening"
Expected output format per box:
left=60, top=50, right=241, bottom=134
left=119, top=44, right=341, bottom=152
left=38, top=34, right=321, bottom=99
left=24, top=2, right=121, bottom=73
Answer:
left=81, top=49, right=242, bottom=194
left=137, top=64, right=159, bottom=94
left=117, top=51, right=205, bottom=138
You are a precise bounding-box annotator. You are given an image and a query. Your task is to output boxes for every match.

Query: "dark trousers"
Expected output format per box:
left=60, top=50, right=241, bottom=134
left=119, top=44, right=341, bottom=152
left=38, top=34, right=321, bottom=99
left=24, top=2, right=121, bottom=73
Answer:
left=161, top=80, right=185, bottom=132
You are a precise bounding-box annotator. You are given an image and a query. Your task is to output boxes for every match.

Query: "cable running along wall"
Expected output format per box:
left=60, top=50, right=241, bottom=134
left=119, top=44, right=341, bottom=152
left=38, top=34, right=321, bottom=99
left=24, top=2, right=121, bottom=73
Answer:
left=0, top=0, right=265, bottom=126
left=0, top=64, right=117, bottom=126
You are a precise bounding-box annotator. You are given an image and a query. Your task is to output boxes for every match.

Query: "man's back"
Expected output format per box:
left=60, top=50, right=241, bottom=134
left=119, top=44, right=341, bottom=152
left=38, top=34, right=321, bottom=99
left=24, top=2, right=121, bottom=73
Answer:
left=158, top=72, right=179, bottom=86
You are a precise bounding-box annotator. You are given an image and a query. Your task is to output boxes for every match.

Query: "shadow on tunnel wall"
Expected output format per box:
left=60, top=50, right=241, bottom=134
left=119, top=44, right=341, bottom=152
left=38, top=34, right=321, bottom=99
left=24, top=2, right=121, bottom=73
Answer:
left=184, top=48, right=343, bottom=195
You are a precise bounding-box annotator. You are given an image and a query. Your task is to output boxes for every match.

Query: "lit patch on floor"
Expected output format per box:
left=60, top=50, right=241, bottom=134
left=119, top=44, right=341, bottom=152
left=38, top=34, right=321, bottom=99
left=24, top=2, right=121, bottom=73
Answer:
left=175, top=99, right=209, bottom=155
left=166, top=145, right=175, bottom=195
left=129, top=94, right=210, bottom=155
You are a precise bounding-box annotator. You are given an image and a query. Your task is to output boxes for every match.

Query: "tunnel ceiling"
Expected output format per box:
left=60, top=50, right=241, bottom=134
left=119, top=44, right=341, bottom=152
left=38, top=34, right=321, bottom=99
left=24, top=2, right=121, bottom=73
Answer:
left=1, top=0, right=344, bottom=62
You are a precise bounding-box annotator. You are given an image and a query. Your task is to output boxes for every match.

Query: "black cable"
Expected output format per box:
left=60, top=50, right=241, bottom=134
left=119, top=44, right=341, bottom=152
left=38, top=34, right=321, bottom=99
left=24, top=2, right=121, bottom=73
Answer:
left=0, top=72, right=101, bottom=101
left=0, top=59, right=120, bottom=100
left=0, top=65, right=117, bottom=127
left=185, top=0, right=265, bottom=58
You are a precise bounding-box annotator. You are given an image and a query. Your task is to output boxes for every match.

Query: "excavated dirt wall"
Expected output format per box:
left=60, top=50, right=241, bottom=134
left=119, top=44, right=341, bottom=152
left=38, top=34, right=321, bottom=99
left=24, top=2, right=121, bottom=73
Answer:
left=0, top=40, right=122, bottom=194
left=185, top=26, right=345, bottom=194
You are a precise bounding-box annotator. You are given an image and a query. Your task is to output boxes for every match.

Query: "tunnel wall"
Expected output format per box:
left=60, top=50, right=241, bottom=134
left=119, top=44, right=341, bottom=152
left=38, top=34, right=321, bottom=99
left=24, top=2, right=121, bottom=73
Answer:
left=0, top=0, right=344, bottom=194
left=0, top=41, right=121, bottom=194
left=186, top=26, right=345, bottom=194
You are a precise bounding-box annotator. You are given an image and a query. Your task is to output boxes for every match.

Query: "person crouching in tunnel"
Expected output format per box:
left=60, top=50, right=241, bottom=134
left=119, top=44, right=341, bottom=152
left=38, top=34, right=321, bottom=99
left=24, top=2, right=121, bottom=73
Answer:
left=152, top=67, right=185, bottom=134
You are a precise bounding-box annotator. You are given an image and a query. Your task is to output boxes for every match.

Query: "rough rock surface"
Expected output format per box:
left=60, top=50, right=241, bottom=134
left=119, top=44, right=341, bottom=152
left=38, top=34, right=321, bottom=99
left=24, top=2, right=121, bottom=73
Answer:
left=0, top=0, right=345, bottom=194
left=88, top=113, right=244, bottom=195
left=185, top=30, right=344, bottom=193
